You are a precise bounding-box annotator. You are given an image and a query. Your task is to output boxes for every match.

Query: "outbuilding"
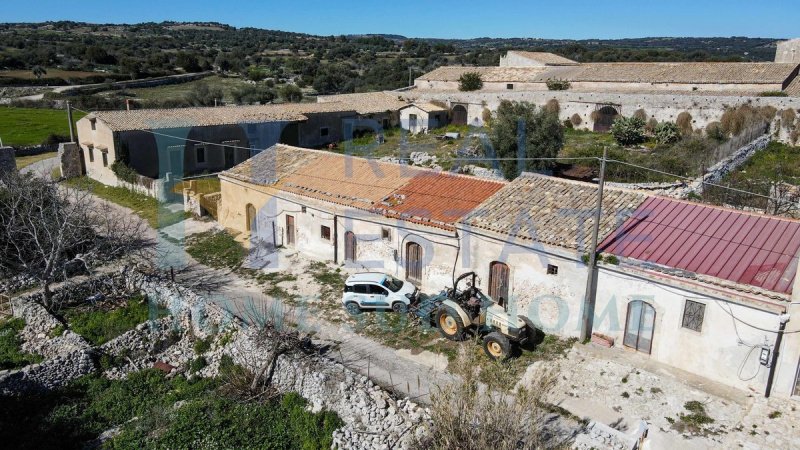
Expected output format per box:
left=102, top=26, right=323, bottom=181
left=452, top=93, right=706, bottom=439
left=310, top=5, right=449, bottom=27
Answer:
left=399, top=103, right=449, bottom=134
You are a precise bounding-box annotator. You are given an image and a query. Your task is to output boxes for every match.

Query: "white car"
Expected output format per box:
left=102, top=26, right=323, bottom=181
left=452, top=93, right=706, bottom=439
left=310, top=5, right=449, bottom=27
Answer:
left=342, top=273, right=418, bottom=315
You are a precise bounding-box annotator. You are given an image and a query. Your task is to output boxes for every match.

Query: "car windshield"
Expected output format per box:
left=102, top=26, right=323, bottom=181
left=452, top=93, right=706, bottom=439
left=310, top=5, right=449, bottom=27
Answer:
left=381, top=275, right=404, bottom=292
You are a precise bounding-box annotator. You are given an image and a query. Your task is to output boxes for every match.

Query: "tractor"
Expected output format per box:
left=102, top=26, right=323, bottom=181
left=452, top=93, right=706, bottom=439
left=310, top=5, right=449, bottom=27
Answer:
left=414, top=272, right=537, bottom=360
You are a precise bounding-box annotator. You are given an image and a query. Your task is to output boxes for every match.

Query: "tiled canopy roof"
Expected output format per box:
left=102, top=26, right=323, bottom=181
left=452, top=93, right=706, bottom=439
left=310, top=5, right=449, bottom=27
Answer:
left=505, top=51, right=579, bottom=66
left=315, top=91, right=410, bottom=114
left=89, top=97, right=409, bottom=132
left=418, top=62, right=799, bottom=85
left=458, top=173, right=648, bottom=251
left=599, top=196, right=800, bottom=295
left=222, top=144, right=506, bottom=230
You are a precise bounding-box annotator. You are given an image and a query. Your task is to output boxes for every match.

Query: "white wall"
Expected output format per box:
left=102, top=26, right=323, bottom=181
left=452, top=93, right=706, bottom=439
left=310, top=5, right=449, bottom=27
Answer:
left=458, top=223, right=793, bottom=396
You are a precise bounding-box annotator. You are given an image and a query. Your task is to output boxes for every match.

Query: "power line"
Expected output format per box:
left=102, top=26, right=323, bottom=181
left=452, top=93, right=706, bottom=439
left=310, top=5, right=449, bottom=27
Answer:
left=72, top=107, right=791, bottom=207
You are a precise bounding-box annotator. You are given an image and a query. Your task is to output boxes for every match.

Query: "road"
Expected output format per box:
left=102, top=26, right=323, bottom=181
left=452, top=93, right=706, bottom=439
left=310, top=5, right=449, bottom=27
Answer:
left=25, top=156, right=453, bottom=402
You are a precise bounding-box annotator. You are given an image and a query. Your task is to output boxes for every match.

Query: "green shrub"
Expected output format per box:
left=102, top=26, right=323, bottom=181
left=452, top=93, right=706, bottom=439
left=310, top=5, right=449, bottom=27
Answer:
left=654, top=122, right=681, bottom=145
left=705, top=121, right=726, bottom=141
left=193, top=337, right=211, bottom=355
left=458, top=72, right=483, bottom=91
left=676, top=111, right=693, bottom=135
left=610, top=116, right=646, bottom=146
left=189, top=356, right=207, bottom=373
left=0, top=318, right=43, bottom=370
left=110, top=160, right=139, bottom=184
left=545, top=78, right=571, bottom=90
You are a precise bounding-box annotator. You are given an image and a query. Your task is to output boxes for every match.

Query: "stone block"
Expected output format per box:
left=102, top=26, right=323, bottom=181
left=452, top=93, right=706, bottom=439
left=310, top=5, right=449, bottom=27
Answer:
left=58, top=142, right=83, bottom=179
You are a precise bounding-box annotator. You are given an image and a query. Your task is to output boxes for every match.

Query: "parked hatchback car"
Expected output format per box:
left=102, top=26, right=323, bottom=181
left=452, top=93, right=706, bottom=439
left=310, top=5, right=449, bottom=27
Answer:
left=342, top=273, right=418, bottom=315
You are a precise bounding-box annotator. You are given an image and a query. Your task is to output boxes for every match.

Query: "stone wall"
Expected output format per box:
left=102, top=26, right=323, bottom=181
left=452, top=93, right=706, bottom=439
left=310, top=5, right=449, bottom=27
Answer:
left=412, top=90, right=800, bottom=134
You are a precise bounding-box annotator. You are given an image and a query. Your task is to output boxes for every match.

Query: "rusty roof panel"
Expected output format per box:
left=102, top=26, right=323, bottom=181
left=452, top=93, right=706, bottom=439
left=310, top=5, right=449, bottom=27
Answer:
left=377, top=172, right=505, bottom=230
left=600, top=196, right=800, bottom=295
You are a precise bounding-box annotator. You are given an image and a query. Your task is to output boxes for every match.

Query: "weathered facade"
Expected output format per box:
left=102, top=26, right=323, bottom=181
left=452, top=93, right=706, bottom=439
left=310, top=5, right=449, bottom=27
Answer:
left=75, top=93, right=410, bottom=194
left=457, top=173, right=800, bottom=397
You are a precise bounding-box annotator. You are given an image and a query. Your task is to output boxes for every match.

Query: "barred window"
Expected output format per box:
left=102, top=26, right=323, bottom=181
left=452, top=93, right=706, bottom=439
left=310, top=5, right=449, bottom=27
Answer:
left=682, top=300, right=705, bottom=332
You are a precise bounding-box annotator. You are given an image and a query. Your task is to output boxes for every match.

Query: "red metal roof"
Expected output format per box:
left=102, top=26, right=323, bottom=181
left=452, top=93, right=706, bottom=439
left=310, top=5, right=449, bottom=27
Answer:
left=376, top=172, right=506, bottom=230
left=599, top=197, right=800, bottom=295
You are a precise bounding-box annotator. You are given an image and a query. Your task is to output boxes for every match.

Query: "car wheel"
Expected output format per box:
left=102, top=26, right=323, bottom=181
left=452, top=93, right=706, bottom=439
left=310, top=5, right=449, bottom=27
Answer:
left=345, top=302, right=361, bottom=316
left=436, top=307, right=465, bottom=341
left=482, top=332, right=512, bottom=361
left=391, top=302, right=408, bottom=314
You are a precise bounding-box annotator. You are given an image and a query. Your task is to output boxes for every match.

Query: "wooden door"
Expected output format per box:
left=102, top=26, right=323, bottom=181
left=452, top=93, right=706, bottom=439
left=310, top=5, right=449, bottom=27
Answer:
left=623, top=300, right=655, bottom=354
left=286, top=215, right=295, bottom=246
left=344, top=231, right=357, bottom=261
left=488, top=262, right=510, bottom=306
left=451, top=105, right=467, bottom=125
left=246, top=204, right=257, bottom=233
left=405, top=242, right=422, bottom=284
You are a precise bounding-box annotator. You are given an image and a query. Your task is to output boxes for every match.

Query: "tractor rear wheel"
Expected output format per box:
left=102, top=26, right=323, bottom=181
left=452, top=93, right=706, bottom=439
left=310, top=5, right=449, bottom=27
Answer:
left=482, top=332, right=512, bottom=360
left=436, top=307, right=465, bottom=341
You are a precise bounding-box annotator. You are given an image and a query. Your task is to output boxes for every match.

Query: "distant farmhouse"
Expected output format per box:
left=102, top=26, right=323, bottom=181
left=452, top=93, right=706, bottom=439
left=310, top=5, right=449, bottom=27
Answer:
left=75, top=93, right=407, bottom=195
left=411, top=43, right=800, bottom=132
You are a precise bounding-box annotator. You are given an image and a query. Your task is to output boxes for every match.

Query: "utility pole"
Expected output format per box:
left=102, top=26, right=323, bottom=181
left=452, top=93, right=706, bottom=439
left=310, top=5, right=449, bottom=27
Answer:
left=66, top=101, right=75, bottom=143
left=580, top=147, right=607, bottom=342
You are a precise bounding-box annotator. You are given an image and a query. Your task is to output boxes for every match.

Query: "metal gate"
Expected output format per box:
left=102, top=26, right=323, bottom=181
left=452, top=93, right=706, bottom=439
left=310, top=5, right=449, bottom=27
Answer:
left=405, top=242, right=423, bottom=283
left=344, top=231, right=357, bottom=261
left=286, top=215, right=295, bottom=246
left=593, top=105, right=620, bottom=132
left=488, top=262, right=510, bottom=306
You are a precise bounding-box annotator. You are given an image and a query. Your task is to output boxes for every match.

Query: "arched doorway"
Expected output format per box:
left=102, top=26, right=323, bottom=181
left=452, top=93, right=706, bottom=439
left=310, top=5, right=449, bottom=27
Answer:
left=245, top=204, right=257, bottom=233
left=593, top=105, right=619, bottom=132
left=623, top=300, right=655, bottom=354
left=451, top=105, right=468, bottom=126
left=488, top=262, right=510, bottom=307
left=344, top=231, right=357, bottom=262
left=405, top=242, right=423, bottom=284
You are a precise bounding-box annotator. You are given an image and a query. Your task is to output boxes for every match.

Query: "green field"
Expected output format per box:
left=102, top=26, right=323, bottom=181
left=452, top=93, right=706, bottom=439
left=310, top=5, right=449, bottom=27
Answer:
left=104, top=75, right=253, bottom=103
left=0, top=107, right=86, bottom=147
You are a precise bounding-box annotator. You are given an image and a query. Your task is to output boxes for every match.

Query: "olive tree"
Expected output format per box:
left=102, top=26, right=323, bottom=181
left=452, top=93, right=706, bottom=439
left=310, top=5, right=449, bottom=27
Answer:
left=488, top=100, right=563, bottom=180
left=0, top=172, right=153, bottom=308
left=458, top=72, right=483, bottom=91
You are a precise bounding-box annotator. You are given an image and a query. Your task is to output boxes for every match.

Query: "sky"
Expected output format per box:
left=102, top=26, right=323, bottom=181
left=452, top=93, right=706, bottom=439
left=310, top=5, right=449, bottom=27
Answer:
left=3, top=0, right=800, bottom=40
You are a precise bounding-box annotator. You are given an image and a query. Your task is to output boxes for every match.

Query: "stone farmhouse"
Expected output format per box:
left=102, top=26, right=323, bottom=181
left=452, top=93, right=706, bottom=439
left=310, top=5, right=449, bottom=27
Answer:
left=410, top=44, right=800, bottom=132
left=74, top=93, right=408, bottom=195
left=218, top=143, right=800, bottom=400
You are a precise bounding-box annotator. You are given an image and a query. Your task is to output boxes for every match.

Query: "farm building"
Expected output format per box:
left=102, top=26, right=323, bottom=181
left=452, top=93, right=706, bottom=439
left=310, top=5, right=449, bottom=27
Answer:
left=74, top=93, right=408, bottom=196
left=218, top=150, right=800, bottom=398
left=399, top=102, right=449, bottom=134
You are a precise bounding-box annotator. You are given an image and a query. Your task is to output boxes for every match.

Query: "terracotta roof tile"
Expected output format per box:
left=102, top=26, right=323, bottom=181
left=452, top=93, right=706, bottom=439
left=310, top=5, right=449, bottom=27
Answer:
left=505, top=51, right=579, bottom=66
left=315, top=91, right=410, bottom=114
left=459, top=173, right=648, bottom=251
left=376, top=172, right=506, bottom=230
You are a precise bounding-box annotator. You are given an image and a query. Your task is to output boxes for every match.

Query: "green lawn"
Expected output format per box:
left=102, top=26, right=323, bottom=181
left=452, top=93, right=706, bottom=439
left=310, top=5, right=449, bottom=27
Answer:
left=15, top=151, right=58, bottom=169
left=0, top=107, right=86, bottom=147
left=64, top=176, right=188, bottom=229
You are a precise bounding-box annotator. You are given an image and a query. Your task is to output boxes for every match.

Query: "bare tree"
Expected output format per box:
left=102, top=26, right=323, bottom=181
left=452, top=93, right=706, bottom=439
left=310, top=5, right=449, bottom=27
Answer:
left=0, top=172, right=153, bottom=308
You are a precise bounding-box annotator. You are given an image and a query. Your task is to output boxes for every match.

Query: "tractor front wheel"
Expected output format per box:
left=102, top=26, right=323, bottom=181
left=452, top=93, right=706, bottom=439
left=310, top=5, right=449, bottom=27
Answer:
left=436, top=307, right=465, bottom=341
left=482, top=332, right=512, bottom=360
